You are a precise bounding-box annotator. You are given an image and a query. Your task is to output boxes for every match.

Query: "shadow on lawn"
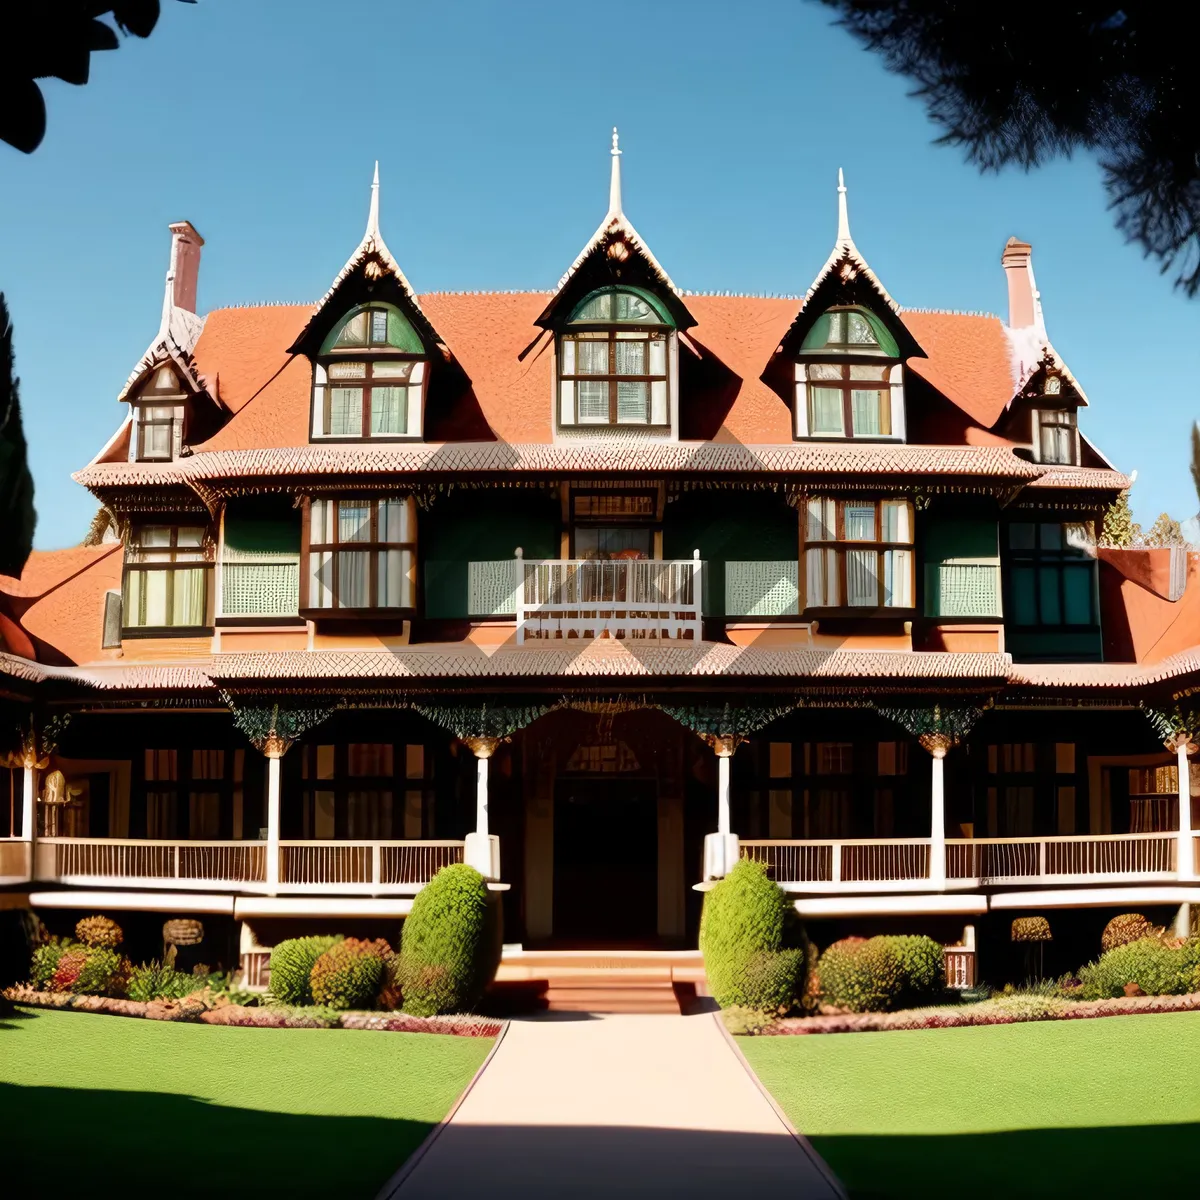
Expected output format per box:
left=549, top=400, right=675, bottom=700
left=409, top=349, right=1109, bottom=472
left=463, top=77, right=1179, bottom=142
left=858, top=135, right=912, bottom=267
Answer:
left=2, top=1083, right=433, bottom=1199
left=812, top=1123, right=1200, bottom=1199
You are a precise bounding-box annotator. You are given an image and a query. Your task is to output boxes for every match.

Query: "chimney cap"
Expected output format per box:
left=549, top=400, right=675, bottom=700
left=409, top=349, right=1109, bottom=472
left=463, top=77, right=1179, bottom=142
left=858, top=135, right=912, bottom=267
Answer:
left=168, top=220, right=205, bottom=246
left=1002, top=236, right=1031, bottom=265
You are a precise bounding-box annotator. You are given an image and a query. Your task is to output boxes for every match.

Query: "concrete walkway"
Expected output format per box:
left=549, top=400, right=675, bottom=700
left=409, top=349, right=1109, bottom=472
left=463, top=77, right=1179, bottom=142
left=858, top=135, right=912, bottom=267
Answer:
left=386, top=1012, right=843, bottom=1199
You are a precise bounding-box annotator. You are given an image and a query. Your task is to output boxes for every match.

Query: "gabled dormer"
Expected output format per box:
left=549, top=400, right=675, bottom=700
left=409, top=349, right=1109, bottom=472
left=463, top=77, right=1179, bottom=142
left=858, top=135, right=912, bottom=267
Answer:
left=535, top=131, right=695, bottom=438
left=117, top=221, right=221, bottom=462
left=290, top=165, right=444, bottom=443
left=773, top=172, right=923, bottom=443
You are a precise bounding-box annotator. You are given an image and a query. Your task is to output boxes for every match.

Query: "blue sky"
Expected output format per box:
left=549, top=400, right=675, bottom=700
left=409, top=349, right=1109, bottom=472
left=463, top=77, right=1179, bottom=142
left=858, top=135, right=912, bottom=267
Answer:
left=3, top=0, right=1196, bottom=550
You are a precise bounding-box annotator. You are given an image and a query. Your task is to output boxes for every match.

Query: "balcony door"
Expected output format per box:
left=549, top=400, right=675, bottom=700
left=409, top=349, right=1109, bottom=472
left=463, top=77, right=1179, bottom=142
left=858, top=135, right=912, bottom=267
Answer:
left=552, top=778, right=657, bottom=944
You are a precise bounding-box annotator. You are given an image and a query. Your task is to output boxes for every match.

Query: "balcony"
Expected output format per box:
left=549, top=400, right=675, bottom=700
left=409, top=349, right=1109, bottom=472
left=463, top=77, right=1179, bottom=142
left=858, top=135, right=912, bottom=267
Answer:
left=470, top=554, right=704, bottom=641
left=739, top=831, right=1196, bottom=891
left=30, top=837, right=468, bottom=895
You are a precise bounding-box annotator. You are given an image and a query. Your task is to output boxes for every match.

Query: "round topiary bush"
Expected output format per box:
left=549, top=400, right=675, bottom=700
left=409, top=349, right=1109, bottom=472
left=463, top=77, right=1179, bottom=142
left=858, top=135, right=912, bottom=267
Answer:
left=268, top=936, right=343, bottom=1005
left=398, top=863, right=502, bottom=1017
left=698, top=858, right=807, bottom=1013
left=1101, top=913, right=1159, bottom=952
left=309, top=938, right=392, bottom=1010
left=891, top=935, right=947, bottom=1004
left=75, top=915, right=123, bottom=949
left=818, top=937, right=902, bottom=1013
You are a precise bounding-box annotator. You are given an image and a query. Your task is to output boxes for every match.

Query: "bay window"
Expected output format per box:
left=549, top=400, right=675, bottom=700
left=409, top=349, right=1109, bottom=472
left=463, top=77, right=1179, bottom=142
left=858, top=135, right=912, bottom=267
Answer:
left=558, top=288, right=673, bottom=428
left=804, top=497, right=914, bottom=610
left=305, top=496, right=417, bottom=613
left=123, top=525, right=211, bottom=632
left=312, top=304, right=425, bottom=441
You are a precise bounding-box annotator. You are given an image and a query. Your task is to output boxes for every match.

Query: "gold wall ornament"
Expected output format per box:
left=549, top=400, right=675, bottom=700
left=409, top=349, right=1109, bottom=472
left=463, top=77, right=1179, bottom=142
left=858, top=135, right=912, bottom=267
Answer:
left=461, top=736, right=503, bottom=760
left=700, top=733, right=742, bottom=758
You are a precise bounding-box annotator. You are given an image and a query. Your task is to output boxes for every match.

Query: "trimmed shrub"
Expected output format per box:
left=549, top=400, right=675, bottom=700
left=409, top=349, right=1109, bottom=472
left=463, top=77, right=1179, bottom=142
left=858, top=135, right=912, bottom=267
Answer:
left=398, top=864, right=502, bottom=1017
left=75, top=916, right=123, bottom=949
left=1101, top=913, right=1159, bottom=952
left=892, top=935, right=947, bottom=1004
left=378, top=954, right=404, bottom=1011
left=127, top=959, right=205, bottom=1002
left=1078, top=937, right=1200, bottom=1000
left=51, top=946, right=127, bottom=996
left=720, top=1006, right=778, bottom=1036
left=310, top=938, right=392, bottom=1010
left=268, top=936, right=343, bottom=1005
left=818, top=937, right=902, bottom=1013
left=699, top=859, right=807, bottom=1013
left=1011, top=916, right=1052, bottom=942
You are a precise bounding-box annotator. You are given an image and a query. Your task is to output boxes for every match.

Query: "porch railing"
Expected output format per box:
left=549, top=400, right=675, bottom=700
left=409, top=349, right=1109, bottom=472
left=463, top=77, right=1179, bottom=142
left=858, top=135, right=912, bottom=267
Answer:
left=739, top=832, right=1183, bottom=888
left=35, top=838, right=267, bottom=888
left=32, top=837, right=465, bottom=893
left=278, top=840, right=465, bottom=892
left=515, top=552, right=704, bottom=642
left=946, top=833, right=1178, bottom=884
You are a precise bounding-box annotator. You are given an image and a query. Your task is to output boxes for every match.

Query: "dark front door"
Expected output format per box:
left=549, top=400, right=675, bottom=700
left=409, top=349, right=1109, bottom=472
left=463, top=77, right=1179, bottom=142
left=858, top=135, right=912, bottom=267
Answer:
left=553, top=778, right=657, bottom=943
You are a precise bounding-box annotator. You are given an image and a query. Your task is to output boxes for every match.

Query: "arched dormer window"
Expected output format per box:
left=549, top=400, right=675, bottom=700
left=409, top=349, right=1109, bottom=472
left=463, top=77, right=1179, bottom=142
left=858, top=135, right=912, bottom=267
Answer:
left=311, top=303, right=426, bottom=440
left=557, top=287, right=675, bottom=430
left=795, top=306, right=904, bottom=441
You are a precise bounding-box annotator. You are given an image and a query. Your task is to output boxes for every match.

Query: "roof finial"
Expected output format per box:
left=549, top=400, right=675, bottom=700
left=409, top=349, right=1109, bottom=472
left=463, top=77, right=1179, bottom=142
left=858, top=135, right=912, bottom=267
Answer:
left=837, top=167, right=851, bottom=243
left=609, top=126, right=623, bottom=215
left=366, top=160, right=381, bottom=241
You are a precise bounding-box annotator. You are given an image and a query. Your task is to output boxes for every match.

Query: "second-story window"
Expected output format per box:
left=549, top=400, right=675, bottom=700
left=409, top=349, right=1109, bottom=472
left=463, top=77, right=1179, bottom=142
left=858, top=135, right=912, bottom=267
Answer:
left=305, top=497, right=417, bottom=613
left=1035, top=408, right=1078, bottom=465
left=312, top=304, right=425, bottom=441
left=804, top=497, right=914, bottom=609
left=558, top=288, right=673, bottom=429
left=796, top=307, right=903, bottom=441
left=123, top=524, right=211, bottom=632
left=132, top=365, right=185, bottom=462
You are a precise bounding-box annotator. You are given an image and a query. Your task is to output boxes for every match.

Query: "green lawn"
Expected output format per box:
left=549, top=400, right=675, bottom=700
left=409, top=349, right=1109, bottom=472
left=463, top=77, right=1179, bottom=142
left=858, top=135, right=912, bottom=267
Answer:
left=741, top=1012, right=1200, bottom=1199
left=2, top=1006, right=493, bottom=1197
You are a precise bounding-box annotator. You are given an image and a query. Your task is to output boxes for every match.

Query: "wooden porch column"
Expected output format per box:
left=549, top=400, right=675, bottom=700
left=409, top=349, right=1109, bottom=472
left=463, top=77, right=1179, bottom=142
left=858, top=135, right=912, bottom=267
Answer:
left=462, top=737, right=501, bottom=880
left=918, top=733, right=952, bottom=891
left=21, top=761, right=36, bottom=845
left=1173, top=734, right=1195, bottom=881
left=262, top=734, right=290, bottom=895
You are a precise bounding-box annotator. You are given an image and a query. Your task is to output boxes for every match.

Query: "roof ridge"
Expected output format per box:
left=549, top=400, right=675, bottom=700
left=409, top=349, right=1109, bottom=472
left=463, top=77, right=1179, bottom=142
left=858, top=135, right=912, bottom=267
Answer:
left=901, top=306, right=1001, bottom=320
left=680, top=290, right=803, bottom=300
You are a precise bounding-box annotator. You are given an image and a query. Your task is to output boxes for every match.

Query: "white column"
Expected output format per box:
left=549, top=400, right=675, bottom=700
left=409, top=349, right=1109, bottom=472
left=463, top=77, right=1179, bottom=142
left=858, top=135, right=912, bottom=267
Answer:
left=21, top=762, right=36, bottom=843
left=703, top=737, right=739, bottom=880
left=1176, top=737, right=1194, bottom=881
left=929, top=749, right=947, bottom=890
left=265, top=747, right=283, bottom=894
left=464, top=738, right=499, bottom=879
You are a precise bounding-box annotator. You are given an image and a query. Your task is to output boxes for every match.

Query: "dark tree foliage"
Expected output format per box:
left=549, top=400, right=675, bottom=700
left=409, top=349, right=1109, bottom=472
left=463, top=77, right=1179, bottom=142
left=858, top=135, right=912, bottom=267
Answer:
left=0, top=1, right=193, bottom=154
left=817, top=3, right=1200, bottom=293
left=0, top=294, right=36, bottom=578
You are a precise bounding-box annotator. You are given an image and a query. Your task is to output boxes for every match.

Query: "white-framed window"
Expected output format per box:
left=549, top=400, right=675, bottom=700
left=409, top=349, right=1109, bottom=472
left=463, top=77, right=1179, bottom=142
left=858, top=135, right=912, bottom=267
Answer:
left=804, top=496, right=914, bottom=610
left=558, top=288, right=674, bottom=429
left=305, top=496, right=417, bottom=612
left=131, top=365, right=185, bottom=462
left=122, top=525, right=211, bottom=632
left=312, top=304, right=425, bottom=441
left=1034, top=408, right=1079, bottom=466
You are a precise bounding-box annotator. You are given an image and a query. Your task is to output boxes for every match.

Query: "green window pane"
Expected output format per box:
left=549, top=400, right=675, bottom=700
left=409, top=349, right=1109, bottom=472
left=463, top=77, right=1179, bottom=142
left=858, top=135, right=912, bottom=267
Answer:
left=1011, top=566, right=1037, bottom=625
left=1008, top=523, right=1036, bottom=550
left=1039, top=523, right=1063, bottom=551
left=1062, top=564, right=1094, bottom=625
left=1038, top=566, right=1062, bottom=625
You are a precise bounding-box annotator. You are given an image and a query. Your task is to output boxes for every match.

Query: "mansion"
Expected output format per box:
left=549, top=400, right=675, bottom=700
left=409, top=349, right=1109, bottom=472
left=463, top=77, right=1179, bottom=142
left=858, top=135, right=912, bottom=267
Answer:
left=3, top=134, right=1199, bottom=984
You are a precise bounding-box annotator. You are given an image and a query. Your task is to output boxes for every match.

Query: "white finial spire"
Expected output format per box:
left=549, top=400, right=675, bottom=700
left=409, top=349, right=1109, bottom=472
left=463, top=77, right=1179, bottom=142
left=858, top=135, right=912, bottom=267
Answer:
left=609, top=126, right=623, bottom=215
left=837, top=167, right=851, bottom=243
left=366, top=160, right=381, bottom=240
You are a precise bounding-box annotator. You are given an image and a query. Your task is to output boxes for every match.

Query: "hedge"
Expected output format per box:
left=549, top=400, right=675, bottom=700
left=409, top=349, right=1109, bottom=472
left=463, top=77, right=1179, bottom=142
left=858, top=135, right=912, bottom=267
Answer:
left=817, top=934, right=946, bottom=1013
left=1078, top=937, right=1200, bottom=1000
left=398, top=863, right=501, bottom=1016
left=699, top=859, right=807, bottom=1013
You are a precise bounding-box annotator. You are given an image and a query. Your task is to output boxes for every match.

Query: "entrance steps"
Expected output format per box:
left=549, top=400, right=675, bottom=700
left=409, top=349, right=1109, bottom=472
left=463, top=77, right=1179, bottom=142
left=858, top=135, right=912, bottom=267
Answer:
left=487, top=949, right=709, bottom=1016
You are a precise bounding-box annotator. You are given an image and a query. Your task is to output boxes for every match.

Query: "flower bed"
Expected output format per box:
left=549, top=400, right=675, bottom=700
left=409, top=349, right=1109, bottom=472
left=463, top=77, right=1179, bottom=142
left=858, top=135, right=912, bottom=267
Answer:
left=2, top=985, right=503, bottom=1037
left=742, top=988, right=1200, bottom=1035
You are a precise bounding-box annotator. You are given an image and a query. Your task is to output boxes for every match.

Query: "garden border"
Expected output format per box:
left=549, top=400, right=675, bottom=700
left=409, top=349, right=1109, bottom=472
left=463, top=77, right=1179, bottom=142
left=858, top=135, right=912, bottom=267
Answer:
left=714, top=1012, right=850, bottom=1200
left=753, top=989, right=1200, bottom=1036
left=3, top=987, right=505, bottom=1037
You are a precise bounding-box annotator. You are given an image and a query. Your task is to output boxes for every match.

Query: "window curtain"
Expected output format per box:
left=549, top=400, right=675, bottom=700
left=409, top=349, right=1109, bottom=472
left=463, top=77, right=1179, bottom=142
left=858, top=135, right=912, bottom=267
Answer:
left=851, top=389, right=882, bottom=435
left=171, top=567, right=206, bottom=626
left=371, top=387, right=407, bottom=435
left=806, top=497, right=836, bottom=542
left=844, top=504, right=876, bottom=541
left=578, top=381, right=609, bottom=422
left=809, top=386, right=842, bottom=434
left=846, top=549, right=878, bottom=606
left=883, top=549, right=912, bottom=607
left=806, top=547, right=839, bottom=606
left=338, top=551, right=370, bottom=607
left=329, top=388, right=362, bottom=436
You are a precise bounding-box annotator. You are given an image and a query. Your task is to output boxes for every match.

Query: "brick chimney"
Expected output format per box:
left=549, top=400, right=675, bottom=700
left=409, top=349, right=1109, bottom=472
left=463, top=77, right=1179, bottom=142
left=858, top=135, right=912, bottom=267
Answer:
left=1001, top=236, right=1043, bottom=332
left=167, top=221, right=204, bottom=314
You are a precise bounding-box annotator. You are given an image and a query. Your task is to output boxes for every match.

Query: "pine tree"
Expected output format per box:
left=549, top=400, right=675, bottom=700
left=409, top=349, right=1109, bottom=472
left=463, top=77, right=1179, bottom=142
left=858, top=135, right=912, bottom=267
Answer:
left=1100, top=491, right=1141, bottom=548
left=0, top=293, right=36, bottom=577
left=1144, top=513, right=1184, bottom=548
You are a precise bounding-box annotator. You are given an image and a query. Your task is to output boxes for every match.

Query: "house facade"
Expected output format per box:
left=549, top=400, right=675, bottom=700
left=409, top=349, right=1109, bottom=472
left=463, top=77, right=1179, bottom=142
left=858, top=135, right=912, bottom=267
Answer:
left=3, top=137, right=1199, bottom=978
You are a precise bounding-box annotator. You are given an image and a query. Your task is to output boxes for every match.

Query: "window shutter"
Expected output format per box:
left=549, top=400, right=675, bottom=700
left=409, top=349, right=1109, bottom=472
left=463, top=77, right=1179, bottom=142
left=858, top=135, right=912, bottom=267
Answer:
left=888, top=364, right=906, bottom=441
left=793, top=364, right=809, bottom=438
left=102, top=591, right=123, bottom=647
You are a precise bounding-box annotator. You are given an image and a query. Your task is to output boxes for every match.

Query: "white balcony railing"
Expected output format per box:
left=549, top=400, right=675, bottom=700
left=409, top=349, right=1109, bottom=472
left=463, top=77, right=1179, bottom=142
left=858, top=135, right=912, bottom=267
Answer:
left=740, top=832, right=1184, bottom=890
left=515, top=552, right=703, bottom=642
left=32, top=837, right=466, bottom=894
